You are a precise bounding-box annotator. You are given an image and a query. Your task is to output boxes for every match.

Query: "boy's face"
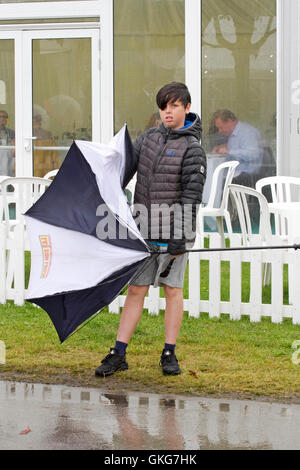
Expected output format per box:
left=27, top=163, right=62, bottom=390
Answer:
left=159, top=100, right=191, bottom=130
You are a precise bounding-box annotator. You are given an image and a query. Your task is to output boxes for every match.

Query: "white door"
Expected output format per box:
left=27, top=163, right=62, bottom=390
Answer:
left=0, top=31, right=18, bottom=178
left=0, top=27, right=100, bottom=178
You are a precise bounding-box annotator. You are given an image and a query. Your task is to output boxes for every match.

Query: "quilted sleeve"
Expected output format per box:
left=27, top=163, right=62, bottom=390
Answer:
left=168, top=140, right=207, bottom=255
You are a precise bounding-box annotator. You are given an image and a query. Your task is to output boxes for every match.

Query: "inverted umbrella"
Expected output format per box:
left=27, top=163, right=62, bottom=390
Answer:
left=25, top=125, right=150, bottom=342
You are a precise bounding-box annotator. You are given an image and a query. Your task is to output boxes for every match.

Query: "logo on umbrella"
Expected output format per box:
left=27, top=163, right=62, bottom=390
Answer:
left=40, top=235, right=52, bottom=279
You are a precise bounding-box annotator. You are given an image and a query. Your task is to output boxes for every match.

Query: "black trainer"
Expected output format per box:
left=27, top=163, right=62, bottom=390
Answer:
left=95, top=348, right=128, bottom=377
left=160, top=349, right=181, bottom=375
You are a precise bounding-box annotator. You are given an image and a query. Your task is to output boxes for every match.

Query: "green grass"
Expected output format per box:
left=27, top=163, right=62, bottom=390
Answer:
left=0, top=252, right=299, bottom=400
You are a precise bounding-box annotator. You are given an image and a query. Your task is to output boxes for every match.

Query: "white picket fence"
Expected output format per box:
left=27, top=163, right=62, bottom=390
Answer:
left=1, top=230, right=300, bottom=325
left=109, top=233, right=300, bottom=325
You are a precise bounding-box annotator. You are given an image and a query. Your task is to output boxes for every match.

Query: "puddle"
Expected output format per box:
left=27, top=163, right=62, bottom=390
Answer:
left=0, top=380, right=300, bottom=450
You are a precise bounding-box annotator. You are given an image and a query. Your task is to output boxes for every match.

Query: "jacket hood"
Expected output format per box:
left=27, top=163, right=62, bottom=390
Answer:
left=159, top=112, right=202, bottom=141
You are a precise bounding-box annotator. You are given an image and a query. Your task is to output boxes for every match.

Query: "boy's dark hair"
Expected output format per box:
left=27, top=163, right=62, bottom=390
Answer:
left=156, top=82, right=191, bottom=110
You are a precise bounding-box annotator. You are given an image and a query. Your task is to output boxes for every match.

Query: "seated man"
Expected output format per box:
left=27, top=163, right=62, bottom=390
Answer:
left=212, top=109, right=263, bottom=187
left=206, top=116, right=228, bottom=152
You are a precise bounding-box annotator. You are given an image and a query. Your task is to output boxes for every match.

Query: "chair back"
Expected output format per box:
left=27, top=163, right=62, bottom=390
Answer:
left=0, top=177, right=51, bottom=228
left=229, top=184, right=273, bottom=246
left=256, top=176, right=300, bottom=203
left=0, top=176, right=10, bottom=183
left=43, top=169, right=59, bottom=180
left=256, top=176, right=300, bottom=238
left=206, top=160, right=239, bottom=210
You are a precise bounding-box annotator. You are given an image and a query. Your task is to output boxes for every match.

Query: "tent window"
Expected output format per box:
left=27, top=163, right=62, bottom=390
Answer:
left=114, top=0, right=185, bottom=139
left=201, top=0, right=277, bottom=183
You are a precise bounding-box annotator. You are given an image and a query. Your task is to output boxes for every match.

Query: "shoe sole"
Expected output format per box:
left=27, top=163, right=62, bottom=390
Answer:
left=95, top=363, right=128, bottom=378
left=162, top=369, right=181, bottom=376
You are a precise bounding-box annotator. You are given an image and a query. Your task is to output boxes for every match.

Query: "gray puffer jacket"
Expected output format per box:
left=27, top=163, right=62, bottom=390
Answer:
left=133, top=113, right=206, bottom=255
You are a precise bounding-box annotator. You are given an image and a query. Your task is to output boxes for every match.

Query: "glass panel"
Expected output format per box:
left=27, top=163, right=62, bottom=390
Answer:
left=32, top=37, right=92, bottom=177
left=202, top=0, right=277, bottom=188
left=114, top=0, right=185, bottom=139
left=0, top=39, right=15, bottom=177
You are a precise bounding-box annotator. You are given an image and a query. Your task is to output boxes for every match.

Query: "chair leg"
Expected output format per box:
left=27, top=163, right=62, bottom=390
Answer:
left=216, top=216, right=226, bottom=248
left=263, top=262, right=271, bottom=286
left=224, top=211, right=233, bottom=234
left=198, top=215, right=204, bottom=236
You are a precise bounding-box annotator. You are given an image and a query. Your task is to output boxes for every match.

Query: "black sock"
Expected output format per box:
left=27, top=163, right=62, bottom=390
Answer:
left=114, top=340, right=128, bottom=356
left=164, top=343, right=175, bottom=353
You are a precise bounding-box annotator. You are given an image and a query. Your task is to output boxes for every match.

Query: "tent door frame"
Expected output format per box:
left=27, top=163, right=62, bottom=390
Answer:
left=20, top=27, right=101, bottom=177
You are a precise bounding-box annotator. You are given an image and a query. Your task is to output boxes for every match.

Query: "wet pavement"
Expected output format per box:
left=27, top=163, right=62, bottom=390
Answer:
left=0, top=380, right=300, bottom=450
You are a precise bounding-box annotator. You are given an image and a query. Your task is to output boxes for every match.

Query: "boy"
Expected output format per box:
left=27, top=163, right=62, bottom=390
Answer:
left=95, top=82, right=206, bottom=377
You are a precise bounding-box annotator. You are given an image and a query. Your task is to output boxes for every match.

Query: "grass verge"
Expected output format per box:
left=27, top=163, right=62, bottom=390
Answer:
left=0, top=299, right=300, bottom=401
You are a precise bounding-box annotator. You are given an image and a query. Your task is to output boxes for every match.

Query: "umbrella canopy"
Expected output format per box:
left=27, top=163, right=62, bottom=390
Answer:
left=25, top=125, right=150, bottom=342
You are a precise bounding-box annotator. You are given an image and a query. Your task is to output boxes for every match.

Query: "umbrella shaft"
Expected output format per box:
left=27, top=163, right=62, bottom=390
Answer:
left=152, top=244, right=300, bottom=254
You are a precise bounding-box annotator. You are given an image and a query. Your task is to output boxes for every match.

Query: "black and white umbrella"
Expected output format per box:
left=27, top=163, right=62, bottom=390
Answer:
left=25, top=125, right=150, bottom=342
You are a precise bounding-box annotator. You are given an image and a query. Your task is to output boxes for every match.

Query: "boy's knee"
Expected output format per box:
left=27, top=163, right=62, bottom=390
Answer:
left=128, top=285, right=149, bottom=297
left=163, top=285, right=182, bottom=299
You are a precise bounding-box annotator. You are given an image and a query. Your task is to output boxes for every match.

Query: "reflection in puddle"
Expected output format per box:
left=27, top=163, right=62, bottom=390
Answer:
left=0, top=380, right=300, bottom=450
left=219, top=403, right=230, bottom=412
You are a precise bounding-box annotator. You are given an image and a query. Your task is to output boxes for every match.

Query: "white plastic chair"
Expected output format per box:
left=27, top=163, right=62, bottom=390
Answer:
left=197, top=160, right=239, bottom=247
left=0, top=176, right=10, bottom=222
left=0, top=177, right=51, bottom=305
left=43, top=169, right=59, bottom=180
left=228, top=184, right=290, bottom=287
left=256, top=176, right=300, bottom=239
left=228, top=184, right=273, bottom=247
left=0, top=176, right=10, bottom=183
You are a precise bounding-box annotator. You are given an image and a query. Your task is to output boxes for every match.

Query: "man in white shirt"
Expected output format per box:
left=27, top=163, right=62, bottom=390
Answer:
left=212, top=109, right=263, bottom=184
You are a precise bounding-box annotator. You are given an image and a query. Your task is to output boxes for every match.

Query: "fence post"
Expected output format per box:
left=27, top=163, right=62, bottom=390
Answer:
left=109, top=296, right=120, bottom=314
left=148, top=285, right=160, bottom=315
left=270, top=249, right=283, bottom=323
left=208, top=233, right=221, bottom=319
left=249, top=249, right=263, bottom=323
left=188, top=233, right=201, bottom=318
left=290, top=250, right=300, bottom=325
left=14, top=223, right=25, bottom=306
left=229, top=234, right=242, bottom=320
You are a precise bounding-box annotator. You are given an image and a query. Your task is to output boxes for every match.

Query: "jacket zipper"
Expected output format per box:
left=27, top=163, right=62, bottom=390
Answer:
left=146, top=129, right=171, bottom=239
left=147, top=129, right=171, bottom=204
left=151, top=128, right=171, bottom=177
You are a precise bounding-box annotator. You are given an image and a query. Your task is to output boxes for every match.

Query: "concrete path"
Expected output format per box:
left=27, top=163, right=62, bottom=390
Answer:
left=0, top=380, right=299, bottom=450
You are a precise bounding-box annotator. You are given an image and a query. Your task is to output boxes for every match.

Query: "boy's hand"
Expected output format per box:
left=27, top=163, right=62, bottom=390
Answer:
left=167, top=239, right=186, bottom=257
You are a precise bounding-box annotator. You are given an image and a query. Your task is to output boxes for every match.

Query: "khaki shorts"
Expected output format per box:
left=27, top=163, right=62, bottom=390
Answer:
left=130, top=251, right=189, bottom=288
